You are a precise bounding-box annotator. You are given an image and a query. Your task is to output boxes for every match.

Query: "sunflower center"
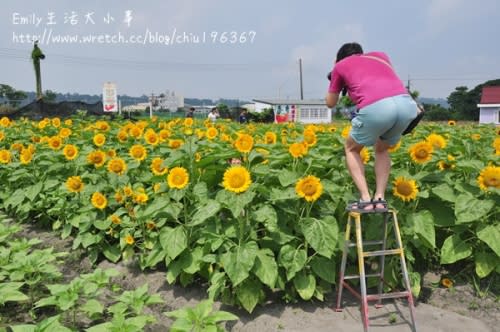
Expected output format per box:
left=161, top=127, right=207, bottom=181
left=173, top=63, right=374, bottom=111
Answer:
left=416, top=149, right=428, bottom=158
left=229, top=174, right=246, bottom=188
left=302, top=182, right=317, bottom=196
left=173, top=175, right=184, bottom=184
left=396, top=182, right=413, bottom=196
left=484, top=176, right=499, bottom=188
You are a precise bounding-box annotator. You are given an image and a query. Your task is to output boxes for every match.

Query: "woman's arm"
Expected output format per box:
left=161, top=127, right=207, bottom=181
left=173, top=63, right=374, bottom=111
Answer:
left=325, top=92, right=339, bottom=108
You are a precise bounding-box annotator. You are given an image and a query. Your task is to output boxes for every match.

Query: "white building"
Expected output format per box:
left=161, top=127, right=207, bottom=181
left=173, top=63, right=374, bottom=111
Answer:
left=253, top=99, right=332, bottom=124
left=478, top=86, right=500, bottom=124
left=122, top=102, right=149, bottom=112
left=152, top=90, right=184, bottom=111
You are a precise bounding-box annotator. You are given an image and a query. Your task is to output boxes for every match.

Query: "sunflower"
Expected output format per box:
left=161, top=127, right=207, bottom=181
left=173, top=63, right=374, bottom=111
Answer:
left=107, top=158, right=127, bottom=175
left=409, top=141, right=434, bottom=164
left=184, top=128, right=193, bottom=136
left=134, top=192, right=149, bottom=205
left=95, top=120, right=110, bottom=131
left=159, top=129, right=171, bottom=141
left=169, top=139, right=184, bottom=149
left=64, top=119, right=73, bottom=126
left=87, top=150, right=107, bottom=168
left=341, top=125, right=351, bottom=138
left=125, top=234, right=135, bottom=245
left=184, top=117, right=194, bottom=127
left=234, top=133, right=254, bottom=153
left=360, top=147, right=370, bottom=164
left=65, top=176, right=84, bottom=193
left=477, top=165, right=500, bottom=192
left=0, top=131, right=4, bottom=141
left=438, top=154, right=456, bottom=171
left=37, top=120, right=48, bottom=130
left=115, top=191, right=124, bottom=204
left=0, top=117, right=11, bottom=127
left=146, top=221, right=156, bottom=230
left=264, top=131, right=277, bottom=144
left=289, top=142, right=308, bottom=158
left=493, top=138, right=500, bottom=151
left=51, top=117, right=61, bottom=128
left=471, top=133, right=481, bottom=141
left=441, top=278, right=453, bottom=288
left=295, top=175, right=323, bottom=202
left=0, top=149, right=11, bottom=164
left=11, top=143, right=23, bottom=152
left=129, top=144, right=147, bottom=161
left=206, top=127, right=219, bottom=140
left=58, top=127, right=72, bottom=138
left=194, top=152, right=202, bottom=162
left=328, top=125, right=337, bottom=133
left=144, top=131, right=159, bottom=146
left=150, top=157, right=168, bottom=175
left=129, top=125, right=143, bottom=138
left=48, top=136, right=63, bottom=150
left=20, top=148, right=33, bottom=164
left=426, top=133, right=447, bottom=149
left=388, top=141, right=401, bottom=153
left=110, top=214, right=121, bottom=225
left=117, top=130, right=128, bottom=143
left=123, top=185, right=133, bottom=197
left=107, top=149, right=116, bottom=158
left=303, top=129, right=317, bottom=147
left=93, top=133, right=106, bottom=147
left=448, top=120, right=456, bottom=126
left=167, top=167, right=189, bottom=189
left=63, top=144, right=79, bottom=161
left=222, top=166, right=252, bottom=193
left=91, top=192, right=107, bottom=210
left=392, top=176, right=419, bottom=202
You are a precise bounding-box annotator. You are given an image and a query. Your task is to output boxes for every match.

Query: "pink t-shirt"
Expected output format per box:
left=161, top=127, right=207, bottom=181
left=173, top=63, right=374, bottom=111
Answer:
left=328, top=52, right=407, bottom=109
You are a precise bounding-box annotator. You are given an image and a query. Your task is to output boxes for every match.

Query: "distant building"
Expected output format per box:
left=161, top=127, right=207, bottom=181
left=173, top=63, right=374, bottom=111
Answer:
left=122, top=102, right=149, bottom=112
left=151, top=90, right=184, bottom=111
left=477, top=86, right=500, bottom=124
left=253, top=98, right=331, bottom=124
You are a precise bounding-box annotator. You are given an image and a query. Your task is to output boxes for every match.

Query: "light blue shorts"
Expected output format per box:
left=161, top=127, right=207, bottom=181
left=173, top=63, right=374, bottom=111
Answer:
left=349, top=94, right=418, bottom=146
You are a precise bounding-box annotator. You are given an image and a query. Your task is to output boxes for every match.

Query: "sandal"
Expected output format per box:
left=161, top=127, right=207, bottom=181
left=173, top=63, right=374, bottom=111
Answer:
left=346, top=199, right=374, bottom=213
left=373, top=198, right=388, bottom=212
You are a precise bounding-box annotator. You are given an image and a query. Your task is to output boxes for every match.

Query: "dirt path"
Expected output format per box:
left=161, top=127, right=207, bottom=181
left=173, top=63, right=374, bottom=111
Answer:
left=13, top=222, right=500, bottom=332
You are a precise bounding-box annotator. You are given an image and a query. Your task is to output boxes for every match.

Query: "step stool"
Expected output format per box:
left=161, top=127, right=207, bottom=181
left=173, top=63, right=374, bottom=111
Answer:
left=335, top=208, right=417, bottom=332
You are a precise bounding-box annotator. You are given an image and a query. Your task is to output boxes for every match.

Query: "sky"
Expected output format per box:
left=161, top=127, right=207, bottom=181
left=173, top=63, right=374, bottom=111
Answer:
left=1, top=0, right=500, bottom=101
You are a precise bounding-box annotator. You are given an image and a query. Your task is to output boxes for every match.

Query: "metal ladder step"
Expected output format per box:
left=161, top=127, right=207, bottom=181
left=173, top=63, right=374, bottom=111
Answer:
left=366, top=291, right=411, bottom=301
left=344, top=273, right=382, bottom=280
left=362, top=248, right=402, bottom=257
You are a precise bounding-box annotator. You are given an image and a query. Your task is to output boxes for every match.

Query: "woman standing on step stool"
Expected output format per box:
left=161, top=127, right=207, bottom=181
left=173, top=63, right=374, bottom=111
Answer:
left=325, top=42, right=418, bottom=212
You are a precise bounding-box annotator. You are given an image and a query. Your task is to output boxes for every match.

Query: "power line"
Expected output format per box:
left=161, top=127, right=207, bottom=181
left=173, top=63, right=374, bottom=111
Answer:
left=0, top=47, right=284, bottom=72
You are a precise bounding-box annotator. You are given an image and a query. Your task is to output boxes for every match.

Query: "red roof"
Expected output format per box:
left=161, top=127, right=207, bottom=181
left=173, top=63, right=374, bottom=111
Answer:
left=480, top=86, right=500, bottom=104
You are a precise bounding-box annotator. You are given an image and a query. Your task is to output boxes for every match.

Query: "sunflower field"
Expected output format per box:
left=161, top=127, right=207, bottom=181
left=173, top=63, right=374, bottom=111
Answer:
left=0, top=114, right=498, bottom=313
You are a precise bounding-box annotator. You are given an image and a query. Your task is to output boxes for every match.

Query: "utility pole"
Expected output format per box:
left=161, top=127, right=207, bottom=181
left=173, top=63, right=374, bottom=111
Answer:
left=149, top=92, right=155, bottom=119
left=299, top=58, right=304, bottom=100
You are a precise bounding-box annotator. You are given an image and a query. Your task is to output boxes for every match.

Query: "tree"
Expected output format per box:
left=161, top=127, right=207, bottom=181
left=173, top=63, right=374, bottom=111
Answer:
left=44, top=90, right=57, bottom=103
left=216, top=103, right=230, bottom=119
left=0, top=84, right=27, bottom=108
left=447, top=79, right=500, bottom=121
left=447, top=86, right=473, bottom=120
left=422, top=103, right=452, bottom=121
